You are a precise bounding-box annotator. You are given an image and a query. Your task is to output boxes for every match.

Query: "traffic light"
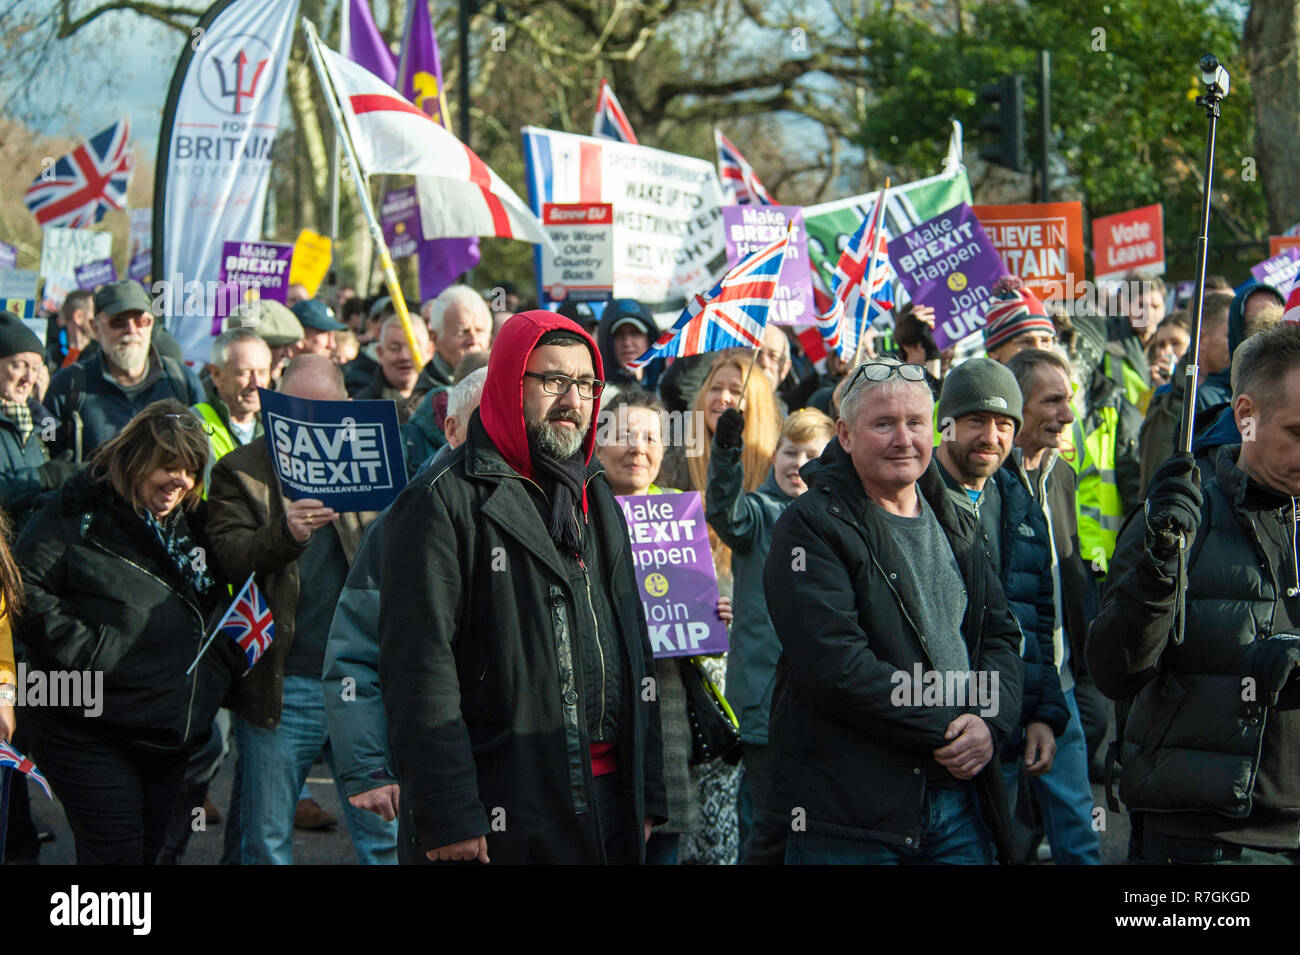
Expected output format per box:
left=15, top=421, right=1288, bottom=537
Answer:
left=979, top=75, right=1025, bottom=172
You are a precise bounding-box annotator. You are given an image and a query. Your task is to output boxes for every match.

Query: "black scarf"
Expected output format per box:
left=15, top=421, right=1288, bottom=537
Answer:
left=532, top=445, right=588, bottom=555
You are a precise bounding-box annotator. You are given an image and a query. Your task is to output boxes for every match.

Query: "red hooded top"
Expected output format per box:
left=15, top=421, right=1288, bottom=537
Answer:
left=479, top=309, right=606, bottom=513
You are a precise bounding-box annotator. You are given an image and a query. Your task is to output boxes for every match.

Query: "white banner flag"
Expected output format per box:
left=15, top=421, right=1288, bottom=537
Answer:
left=154, top=0, right=301, bottom=363
left=312, top=40, right=550, bottom=250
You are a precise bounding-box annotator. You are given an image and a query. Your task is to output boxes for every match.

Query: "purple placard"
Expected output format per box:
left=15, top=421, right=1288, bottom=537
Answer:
left=1250, top=247, right=1300, bottom=294
left=73, top=257, right=117, bottom=289
left=0, top=242, right=15, bottom=269
left=128, top=251, right=151, bottom=282
left=616, top=491, right=728, bottom=658
left=723, top=205, right=812, bottom=324
left=889, top=202, right=1008, bottom=350
left=381, top=187, right=421, bottom=260
left=219, top=240, right=294, bottom=305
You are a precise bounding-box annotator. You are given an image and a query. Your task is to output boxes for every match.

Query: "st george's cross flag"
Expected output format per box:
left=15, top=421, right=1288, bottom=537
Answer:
left=311, top=32, right=552, bottom=250
left=592, top=79, right=638, bottom=145
left=715, top=129, right=774, bottom=207
left=23, top=117, right=134, bottom=228
left=626, top=225, right=793, bottom=370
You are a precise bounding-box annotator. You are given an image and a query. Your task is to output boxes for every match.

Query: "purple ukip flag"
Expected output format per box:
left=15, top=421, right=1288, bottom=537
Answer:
left=400, top=0, right=480, bottom=300
left=347, top=0, right=397, bottom=86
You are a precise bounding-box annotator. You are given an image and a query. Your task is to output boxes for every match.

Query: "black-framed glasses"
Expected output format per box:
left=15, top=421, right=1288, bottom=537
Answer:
left=847, top=361, right=928, bottom=390
left=524, top=371, right=605, bottom=399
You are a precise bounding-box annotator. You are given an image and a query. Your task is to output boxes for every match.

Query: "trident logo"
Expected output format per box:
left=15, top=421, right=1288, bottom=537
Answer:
left=212, top=49, right=268, bottom=115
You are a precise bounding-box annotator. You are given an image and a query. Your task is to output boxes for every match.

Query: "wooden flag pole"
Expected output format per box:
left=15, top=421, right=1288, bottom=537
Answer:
left=303, top=18, right=425, bottom=365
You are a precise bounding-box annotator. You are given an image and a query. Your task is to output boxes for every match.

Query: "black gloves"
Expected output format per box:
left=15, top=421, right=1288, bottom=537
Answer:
left=1144, top=453, right=1202, bottom=562
left=714, top=408, right=745, bottom=451
left=1239, top=634, right=1300, bottom=706
left=37, top=456, right=79, bottom=492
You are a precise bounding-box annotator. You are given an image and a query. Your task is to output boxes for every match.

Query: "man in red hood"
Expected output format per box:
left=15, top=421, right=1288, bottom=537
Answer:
left=378, top=310, right=667, bottom=864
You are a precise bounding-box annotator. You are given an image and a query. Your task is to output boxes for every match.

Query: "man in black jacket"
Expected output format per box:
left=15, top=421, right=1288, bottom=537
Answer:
left=378, top=310, right=666, bottom=864
left=764, top=357, right=1023, bottom=864
left=1089, top=322, right=1300, bottom=864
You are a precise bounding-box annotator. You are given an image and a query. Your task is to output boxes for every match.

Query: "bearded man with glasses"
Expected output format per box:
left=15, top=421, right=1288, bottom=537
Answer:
left=379, top=310, right=667, bottom=864
left=763, top=356, right=1025, bottom=864
left=45, top=281, right=204, bottom=462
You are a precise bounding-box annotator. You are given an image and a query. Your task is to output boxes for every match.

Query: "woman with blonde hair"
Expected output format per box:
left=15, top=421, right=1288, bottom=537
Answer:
left=676, top=350, right=782, bottom=582
left=15, top=399, right=242, bottom=864
left=655, top=350, right=782, bottom=864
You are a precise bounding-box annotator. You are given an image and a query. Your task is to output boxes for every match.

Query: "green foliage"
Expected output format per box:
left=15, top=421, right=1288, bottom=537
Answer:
left=858, top=0, right=1265, bottom=276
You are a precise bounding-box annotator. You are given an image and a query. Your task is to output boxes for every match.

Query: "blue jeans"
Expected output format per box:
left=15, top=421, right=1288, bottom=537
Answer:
left=235, top=675, right=397, bottom=865
left=785, top=786, right=993, bottom=865
left=1002, top=687, right=1100, bottom=865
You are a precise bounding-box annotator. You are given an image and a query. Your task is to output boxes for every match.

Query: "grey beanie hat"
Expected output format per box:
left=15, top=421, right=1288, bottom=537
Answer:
left=937, top=357, right=1023, bottom=432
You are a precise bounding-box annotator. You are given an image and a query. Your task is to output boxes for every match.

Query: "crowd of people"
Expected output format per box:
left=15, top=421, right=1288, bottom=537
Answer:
left=1, top=263, right=1299, bottom=866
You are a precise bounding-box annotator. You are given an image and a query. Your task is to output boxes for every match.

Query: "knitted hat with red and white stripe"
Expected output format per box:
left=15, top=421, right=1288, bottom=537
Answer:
left=983, top=276, right=1055, bottom=353
left=1283, top=284, right=1300, bottom=324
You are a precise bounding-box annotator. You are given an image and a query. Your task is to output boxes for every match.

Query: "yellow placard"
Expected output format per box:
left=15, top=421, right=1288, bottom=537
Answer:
left=288, top=229, right=333, bottom=298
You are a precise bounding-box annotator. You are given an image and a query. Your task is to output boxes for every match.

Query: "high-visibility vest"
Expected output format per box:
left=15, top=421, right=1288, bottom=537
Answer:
left=194, top=402, right=236, bottom=462
left=1066, top=397, right=1124, bottom=574
left=192, top=402, right=239, bottom=500
left=1103, top=351, right=1149, bottom=412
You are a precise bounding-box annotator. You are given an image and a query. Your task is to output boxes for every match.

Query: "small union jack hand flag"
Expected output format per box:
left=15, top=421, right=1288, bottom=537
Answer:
left=218, top=575, right=275, bottom=676
left=0, top=739, right=53, bottom=799
left=23, top=117, right=134, bottom=229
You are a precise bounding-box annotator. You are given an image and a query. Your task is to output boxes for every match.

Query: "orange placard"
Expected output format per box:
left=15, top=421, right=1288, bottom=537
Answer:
left=1269, top=235, right=1300, bottom=258
left=972, top=202, right=1085, bottom=302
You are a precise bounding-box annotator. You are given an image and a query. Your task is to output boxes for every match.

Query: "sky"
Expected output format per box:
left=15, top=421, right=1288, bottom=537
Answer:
left=0, top=0, right=356, bottom=156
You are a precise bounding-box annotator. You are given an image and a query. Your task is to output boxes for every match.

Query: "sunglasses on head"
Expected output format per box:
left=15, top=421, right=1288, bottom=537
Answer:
left=154, top=412, right=212, bottom=437
left=847, top=361, right=928, bottom=390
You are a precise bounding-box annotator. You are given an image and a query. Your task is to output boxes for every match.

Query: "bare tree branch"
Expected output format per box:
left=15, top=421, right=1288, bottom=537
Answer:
left=56, top=0, right=203, bottom=37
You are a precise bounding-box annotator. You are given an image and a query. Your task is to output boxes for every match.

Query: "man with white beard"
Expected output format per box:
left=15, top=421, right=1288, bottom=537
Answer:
left=45, top=281, right=204, bottom=461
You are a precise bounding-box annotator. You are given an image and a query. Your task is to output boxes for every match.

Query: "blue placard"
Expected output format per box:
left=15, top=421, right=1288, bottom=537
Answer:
left=259, top=388, right=408, bottom=512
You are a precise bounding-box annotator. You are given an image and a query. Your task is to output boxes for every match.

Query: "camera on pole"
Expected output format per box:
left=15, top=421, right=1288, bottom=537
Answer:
left=979, top=74, right=1025, bottom=172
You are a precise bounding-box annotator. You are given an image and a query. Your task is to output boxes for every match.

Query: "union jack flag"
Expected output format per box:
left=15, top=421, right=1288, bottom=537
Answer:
left=715, top=129, right=774, bottom=206
left=815, top=189, right=895, bottom=361
left=0, top=739, right=52, bottom=799
left=218, top=575, right=275, bottom=676
left=23, top=117, right=134, bottom=229
left=626, top=226, right=793, bottom=370
left=592, top=79, right=638, bottom=145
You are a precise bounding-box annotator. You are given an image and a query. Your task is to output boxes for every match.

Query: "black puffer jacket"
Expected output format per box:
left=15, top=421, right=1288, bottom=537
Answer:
left=762, top=441, right=1023, bottom=860
left=14, top=470, right=239, bottom=751
left=1088, top=445, right=1300, bottom=820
